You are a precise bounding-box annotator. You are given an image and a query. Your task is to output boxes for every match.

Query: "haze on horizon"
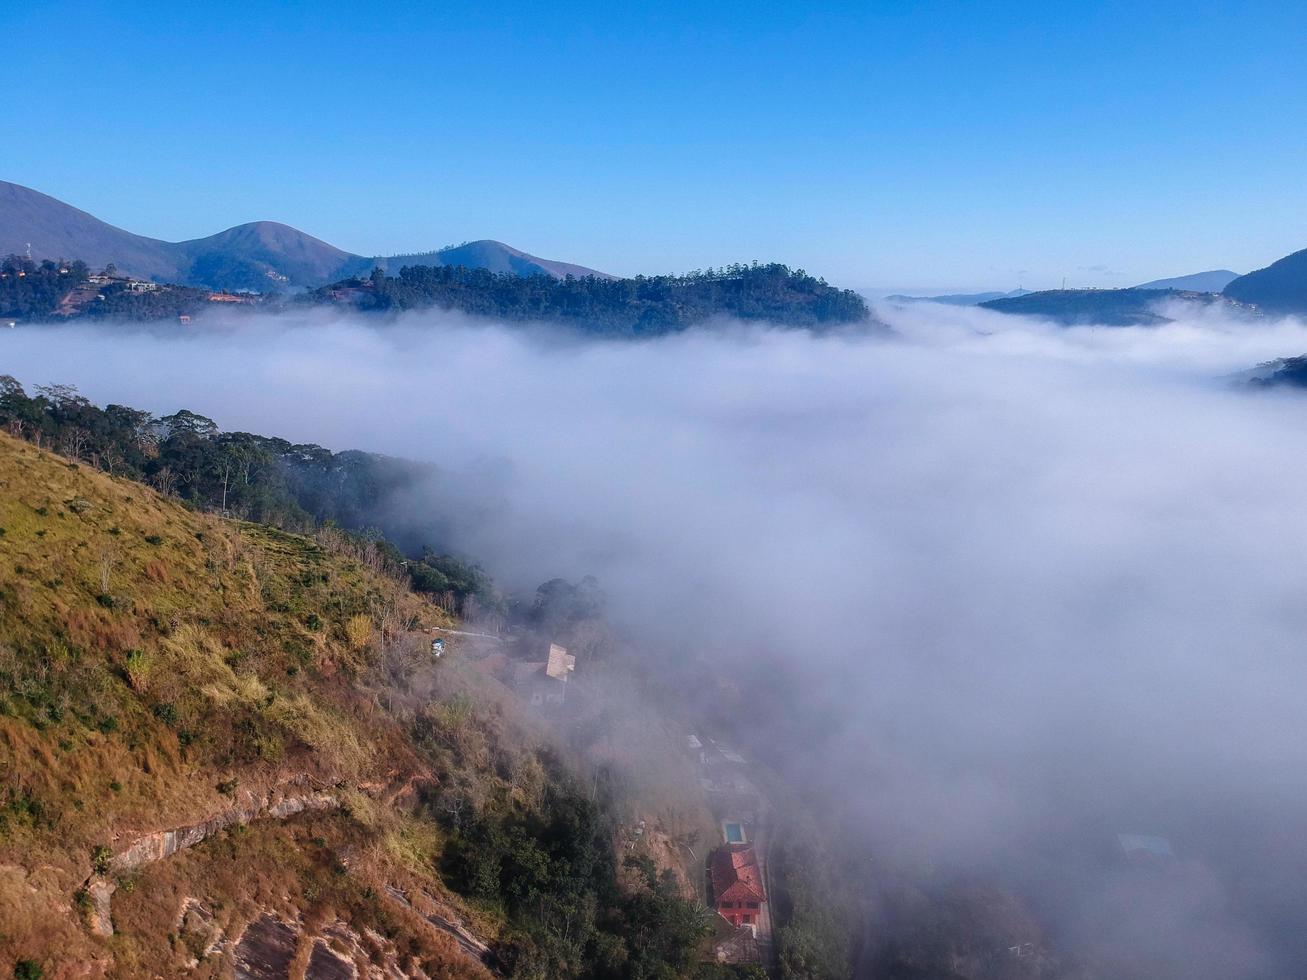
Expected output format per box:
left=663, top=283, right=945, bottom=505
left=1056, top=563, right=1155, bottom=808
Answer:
left=7, top=0, right=1307, bottom=291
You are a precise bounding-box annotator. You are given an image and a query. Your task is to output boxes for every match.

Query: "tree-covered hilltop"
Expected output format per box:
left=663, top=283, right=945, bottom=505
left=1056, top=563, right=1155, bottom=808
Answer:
left=0, top=255, right=90, bottom=317
left=0, top=254, right=212, bottom=321
left=310, top=262, right=874, bottom=334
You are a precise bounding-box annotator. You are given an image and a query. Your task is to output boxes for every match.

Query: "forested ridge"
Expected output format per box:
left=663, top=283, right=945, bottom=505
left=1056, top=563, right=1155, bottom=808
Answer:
left=312, top=262, right=872, bottom=334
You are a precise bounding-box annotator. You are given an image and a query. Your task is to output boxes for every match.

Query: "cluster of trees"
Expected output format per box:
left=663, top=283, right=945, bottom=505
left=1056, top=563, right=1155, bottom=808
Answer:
left=312, top=263, right=871, bottom=335
left=772, top=832, right=858, bottom=980
left=441, top=782, right=711, bottom=979
left=0, top=256, right=89, bottom=317
left=0, top=378, right=496, bottom=610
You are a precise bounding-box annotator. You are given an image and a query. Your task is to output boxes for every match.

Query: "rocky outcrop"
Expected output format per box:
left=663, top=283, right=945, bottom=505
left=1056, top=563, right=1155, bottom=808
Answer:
left=233, top=914, right=299, bottom=980
left=109, top=789, right=340, bottom=875
left=81, top=787, right=340, bottom=938
left=383, top=884, right=495, bottom=967
left=73, top=774, right=496, bottom=976
left=84, top=879, right=115, bottom=939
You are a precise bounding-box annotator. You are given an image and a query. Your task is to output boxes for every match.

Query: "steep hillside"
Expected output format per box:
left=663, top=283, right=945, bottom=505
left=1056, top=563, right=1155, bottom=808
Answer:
left=0, top=431, right=490, bottom=975
left=0, top=433, right=713, bottom=978
left=1223, top=248, right=1307, bottom=313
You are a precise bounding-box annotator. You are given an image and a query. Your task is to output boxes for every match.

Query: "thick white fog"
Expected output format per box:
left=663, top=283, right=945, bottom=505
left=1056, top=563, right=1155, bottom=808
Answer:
left=7, top=303, right=1307, bottom=977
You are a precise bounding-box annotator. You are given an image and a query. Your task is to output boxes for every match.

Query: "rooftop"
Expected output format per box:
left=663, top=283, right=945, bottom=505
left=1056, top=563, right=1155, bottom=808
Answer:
left=711, top=844, right=766, bottom=905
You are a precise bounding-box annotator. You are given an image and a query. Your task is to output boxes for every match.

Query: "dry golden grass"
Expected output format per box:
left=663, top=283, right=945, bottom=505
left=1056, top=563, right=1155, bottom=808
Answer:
left=0, top=432, right=480, bottom=974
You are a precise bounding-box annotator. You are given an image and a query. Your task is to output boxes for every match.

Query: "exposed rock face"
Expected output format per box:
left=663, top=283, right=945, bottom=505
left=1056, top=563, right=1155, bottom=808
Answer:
left=307, top=937, right=358, bottom=980
left=109, top=789, right=340, bottom=874
left=233, top=914, right=299, bottom=980
left=84, top=880, right=115, bottom=939
left=384, top=884, right=495, bottom=966
left=176, top=898, right=225, bottom=966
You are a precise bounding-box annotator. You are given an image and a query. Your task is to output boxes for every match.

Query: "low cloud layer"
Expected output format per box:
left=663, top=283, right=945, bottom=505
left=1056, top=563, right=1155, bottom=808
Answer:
left=7, top=303, right=1307, bottom=976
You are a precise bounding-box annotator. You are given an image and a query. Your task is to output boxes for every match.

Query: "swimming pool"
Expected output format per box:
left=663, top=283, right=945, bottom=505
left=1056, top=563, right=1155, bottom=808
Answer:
left=723, top=821, right=746, bottom=843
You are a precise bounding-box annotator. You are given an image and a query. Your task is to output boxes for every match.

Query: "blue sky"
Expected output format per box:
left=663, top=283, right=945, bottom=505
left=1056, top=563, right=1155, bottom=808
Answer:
left=7, top=0, right=1307, bottom=291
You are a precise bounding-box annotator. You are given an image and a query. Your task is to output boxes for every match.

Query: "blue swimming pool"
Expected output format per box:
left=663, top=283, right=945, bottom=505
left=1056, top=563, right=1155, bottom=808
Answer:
left=724, top=822, right=746, bottom=843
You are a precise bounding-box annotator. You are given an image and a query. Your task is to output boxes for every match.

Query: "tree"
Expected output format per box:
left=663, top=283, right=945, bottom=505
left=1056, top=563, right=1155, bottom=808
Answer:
left=156, top=409, right=218, bottom=439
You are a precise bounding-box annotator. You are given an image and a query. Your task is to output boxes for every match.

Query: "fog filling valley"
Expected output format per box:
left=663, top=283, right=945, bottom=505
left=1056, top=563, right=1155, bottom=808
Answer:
left=9, top=302, right=1307, bottom=977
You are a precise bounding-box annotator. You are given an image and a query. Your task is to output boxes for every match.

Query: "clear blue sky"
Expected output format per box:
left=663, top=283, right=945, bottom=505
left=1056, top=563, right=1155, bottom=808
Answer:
left=7, top=0, right=1307, bottom=291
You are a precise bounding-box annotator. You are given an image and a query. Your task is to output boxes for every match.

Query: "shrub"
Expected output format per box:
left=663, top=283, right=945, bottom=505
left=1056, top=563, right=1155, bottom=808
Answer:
left=14, top=960, right=43, bottom=980
left=91, top=844, right=112, bottom=876
left=345, top=614, right=373, bottom=649
left=152, top=701, right=177, bottom=725
left=124, top=649, right=152, bottom=692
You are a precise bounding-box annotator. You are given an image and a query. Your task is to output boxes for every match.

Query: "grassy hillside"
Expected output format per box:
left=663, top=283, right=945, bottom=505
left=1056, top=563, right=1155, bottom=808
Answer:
left=0, top=432, right=714, bottom=978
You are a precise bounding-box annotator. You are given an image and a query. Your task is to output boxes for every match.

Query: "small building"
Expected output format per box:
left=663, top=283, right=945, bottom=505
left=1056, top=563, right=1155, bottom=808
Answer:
left=710, top=844, right=766, bottom=930
left=178, top=314, right=192, bottom=325
left=431, top=637, right=445, bottom=657
left=512, top=643, right=576, bottom=708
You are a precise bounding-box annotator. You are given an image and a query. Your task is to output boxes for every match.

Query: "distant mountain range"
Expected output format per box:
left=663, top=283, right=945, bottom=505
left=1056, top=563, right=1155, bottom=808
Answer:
left=978, top=288, right=1244, bottom=326
left=1134, top=269, right=1241, bottom=292
left=892, top=272, right=1242, bottom=309
left=884, top=288, right=1032, bottom=306
left=0, top=180, right=610, bottom=291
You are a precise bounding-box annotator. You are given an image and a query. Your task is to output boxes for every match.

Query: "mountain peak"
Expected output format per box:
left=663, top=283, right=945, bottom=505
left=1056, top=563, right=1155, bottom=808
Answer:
left=0, top=181, right=611, bottom=290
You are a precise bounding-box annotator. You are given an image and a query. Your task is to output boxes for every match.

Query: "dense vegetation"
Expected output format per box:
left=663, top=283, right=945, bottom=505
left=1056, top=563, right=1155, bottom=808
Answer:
left=0, top=256, right=89, bottom=318
left=771, top=831, right=857, bottom=980
left=437, top=783, right=710, bottom=978
left=3, top=250, right=874, bottom=334
left=312, top=263, right=872, bottom=334
left=0, top=377, right=496, bottom=612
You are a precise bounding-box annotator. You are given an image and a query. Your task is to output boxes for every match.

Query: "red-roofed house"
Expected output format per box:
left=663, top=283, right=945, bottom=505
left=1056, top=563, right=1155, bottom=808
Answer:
left=710, top=844, right=766, bottom=929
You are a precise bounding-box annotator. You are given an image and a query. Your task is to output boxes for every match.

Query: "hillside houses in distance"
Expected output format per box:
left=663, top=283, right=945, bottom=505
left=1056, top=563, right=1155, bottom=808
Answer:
left=512, top=643, right=576, bottom=708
